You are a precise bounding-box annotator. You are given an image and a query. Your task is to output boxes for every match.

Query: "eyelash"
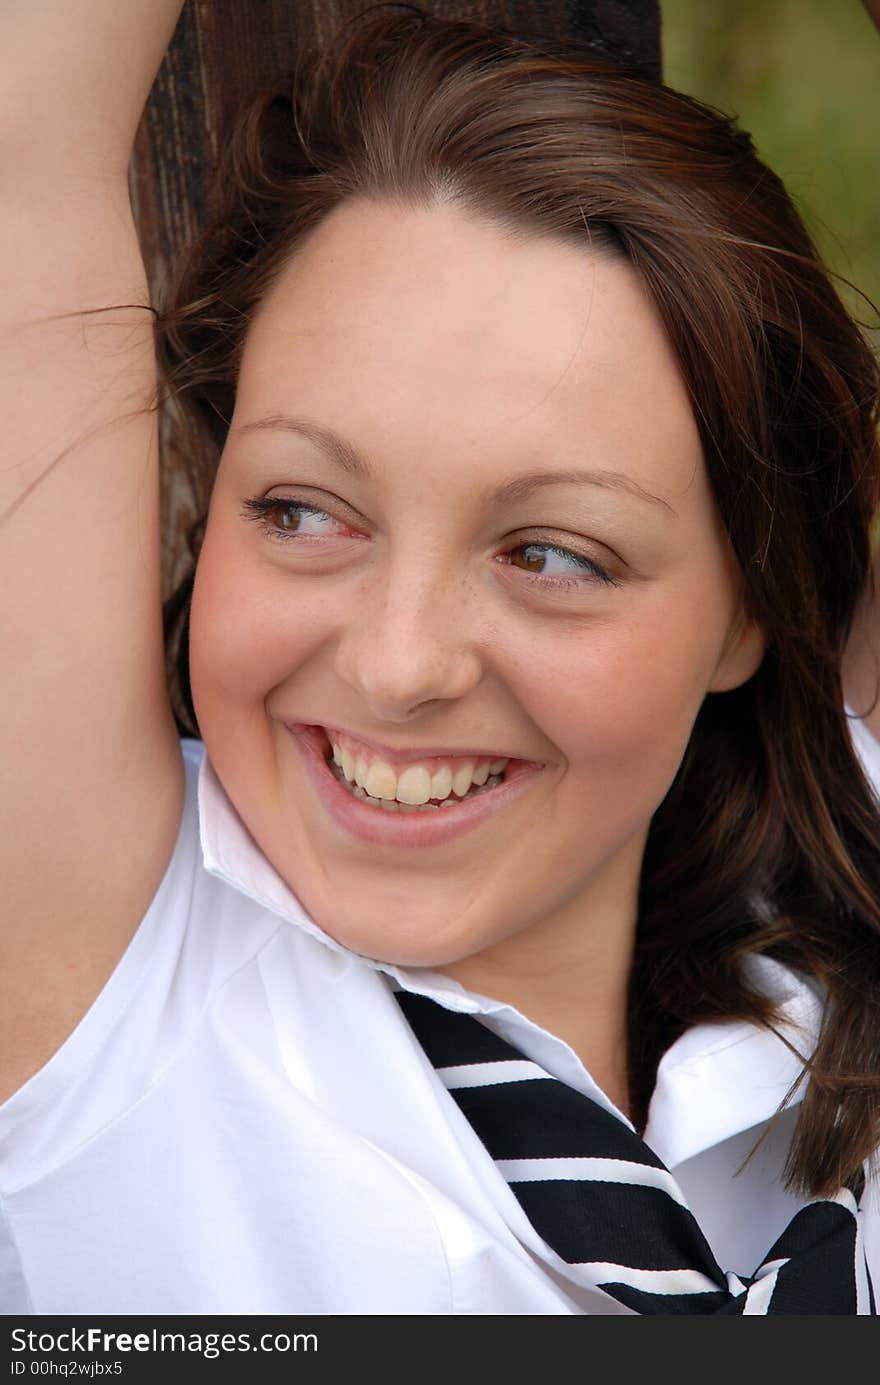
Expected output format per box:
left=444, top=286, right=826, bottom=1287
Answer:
left=240, top=496, right=621, bottom=591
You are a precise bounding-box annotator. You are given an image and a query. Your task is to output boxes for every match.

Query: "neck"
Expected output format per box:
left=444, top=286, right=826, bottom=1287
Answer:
left=435, top=918, right=636, bottom=1120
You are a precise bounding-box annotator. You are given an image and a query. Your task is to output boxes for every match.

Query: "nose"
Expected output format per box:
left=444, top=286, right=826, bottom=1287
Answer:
left=333, top=553, right=485, bottom=723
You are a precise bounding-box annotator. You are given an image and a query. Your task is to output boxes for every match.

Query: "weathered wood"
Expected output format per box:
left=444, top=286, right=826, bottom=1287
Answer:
left=131, top=1, right=660, bottom=595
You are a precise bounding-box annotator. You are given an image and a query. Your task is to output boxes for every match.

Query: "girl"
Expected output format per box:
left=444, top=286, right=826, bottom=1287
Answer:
left=2, top=3, right=879, bottom=1314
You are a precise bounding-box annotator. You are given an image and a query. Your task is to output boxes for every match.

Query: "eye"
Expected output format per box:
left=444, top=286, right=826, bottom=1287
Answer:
left=502, top=541, right=620, bottom=590
left=240, top=497, right=619, bottom=591
left=240, top=496, right=353, bottom=542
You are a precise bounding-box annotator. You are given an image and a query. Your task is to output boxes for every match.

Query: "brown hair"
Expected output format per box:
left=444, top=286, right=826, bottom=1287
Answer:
left=156, top=5, right=880, bottom=1196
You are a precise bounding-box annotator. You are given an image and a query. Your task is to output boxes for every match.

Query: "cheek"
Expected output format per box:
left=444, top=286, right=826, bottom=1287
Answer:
left=189, top=517, right=322, bottom=713
left=519, top=591, right=728, bottom=809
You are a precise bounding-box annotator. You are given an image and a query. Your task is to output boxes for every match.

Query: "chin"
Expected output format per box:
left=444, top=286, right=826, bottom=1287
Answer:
left=305, top=888, right=492, bottom=970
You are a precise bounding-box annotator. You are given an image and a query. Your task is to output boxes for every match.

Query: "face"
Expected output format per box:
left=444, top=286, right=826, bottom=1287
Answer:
left=190, top=198, right=764, bottom=984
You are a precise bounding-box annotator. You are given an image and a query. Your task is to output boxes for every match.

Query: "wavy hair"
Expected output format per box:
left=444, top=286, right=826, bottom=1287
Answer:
left=155, top=5, right=880, bottom=1196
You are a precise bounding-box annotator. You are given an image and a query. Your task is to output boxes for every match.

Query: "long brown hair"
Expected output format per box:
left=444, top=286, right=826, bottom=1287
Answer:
left=155, top=5, right=880, bottom=1196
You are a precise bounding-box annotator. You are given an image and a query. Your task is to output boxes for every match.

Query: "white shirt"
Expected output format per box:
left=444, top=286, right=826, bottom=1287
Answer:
left=1, top=731, right=878, bottom=1315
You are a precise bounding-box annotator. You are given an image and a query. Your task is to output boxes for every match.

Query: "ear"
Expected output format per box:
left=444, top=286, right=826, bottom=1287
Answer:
left=707, top=604, right=767, bottom=694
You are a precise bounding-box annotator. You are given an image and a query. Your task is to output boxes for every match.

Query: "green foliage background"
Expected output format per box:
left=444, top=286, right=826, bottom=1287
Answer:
left=661, top=0, right=879, bottom=318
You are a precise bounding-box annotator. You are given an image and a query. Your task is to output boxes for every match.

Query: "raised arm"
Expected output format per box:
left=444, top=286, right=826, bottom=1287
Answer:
left=0, top=1, right=187, bottom=1099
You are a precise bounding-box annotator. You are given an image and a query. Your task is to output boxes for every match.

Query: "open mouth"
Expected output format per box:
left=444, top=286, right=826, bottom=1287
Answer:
left=286, top=722, right=543, bottom=846
left=323, top=746, right=508, bottom=813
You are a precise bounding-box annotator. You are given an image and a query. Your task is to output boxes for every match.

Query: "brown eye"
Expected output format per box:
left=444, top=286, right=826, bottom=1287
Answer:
left=504, top=542, right=619, bottom=589
left=241, top=496, right=348, bottom=541
left=274, top=503, right=302, bottom=531
left=509, top=544, right=550, bottom=574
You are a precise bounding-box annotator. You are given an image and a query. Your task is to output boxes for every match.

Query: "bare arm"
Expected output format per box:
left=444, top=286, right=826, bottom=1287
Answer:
left=0, top=0, right=187, bottom=1098
left=0, top=2, right=189, bottom=180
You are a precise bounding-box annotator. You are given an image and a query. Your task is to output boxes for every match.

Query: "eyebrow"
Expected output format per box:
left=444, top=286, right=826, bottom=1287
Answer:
left=233, top=412, right=677, bottom=515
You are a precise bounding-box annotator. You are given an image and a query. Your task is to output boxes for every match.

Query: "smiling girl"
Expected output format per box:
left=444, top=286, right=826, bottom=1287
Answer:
left=2, top=4, right=879, bottom=1315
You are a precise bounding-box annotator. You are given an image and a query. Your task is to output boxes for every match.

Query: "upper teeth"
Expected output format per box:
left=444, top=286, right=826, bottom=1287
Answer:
left=328, top=734, right=509, bottom=805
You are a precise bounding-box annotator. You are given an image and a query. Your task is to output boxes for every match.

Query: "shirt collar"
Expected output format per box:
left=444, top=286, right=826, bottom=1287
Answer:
left=643, top=955, right=821, bottom=1167
left=199, top=748, right=821, bottom=1162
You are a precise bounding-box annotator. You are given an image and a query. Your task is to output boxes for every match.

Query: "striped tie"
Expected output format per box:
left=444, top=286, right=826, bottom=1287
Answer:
left=395, top=990, right=875, bottom=1315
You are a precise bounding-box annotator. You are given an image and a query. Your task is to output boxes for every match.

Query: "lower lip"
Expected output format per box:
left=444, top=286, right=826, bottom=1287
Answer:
left=286, top=724, right=543, bottom=848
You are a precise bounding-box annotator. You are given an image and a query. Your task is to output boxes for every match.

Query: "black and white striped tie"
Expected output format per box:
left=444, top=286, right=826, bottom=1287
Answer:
left=395, top=990, right=875, bottom=1315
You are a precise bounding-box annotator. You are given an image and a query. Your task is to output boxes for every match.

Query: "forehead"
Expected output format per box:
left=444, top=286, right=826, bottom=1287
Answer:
left=235, top=198, right=703, bottom=509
